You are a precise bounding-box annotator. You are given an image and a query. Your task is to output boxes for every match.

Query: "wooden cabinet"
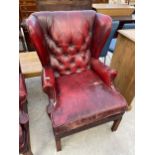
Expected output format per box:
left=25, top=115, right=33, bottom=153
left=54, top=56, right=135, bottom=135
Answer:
left=110, top=29, right=135, bottom=109
left=19, top=0, right=37, bottom=21
left=37, top=0, right=92, bottom=11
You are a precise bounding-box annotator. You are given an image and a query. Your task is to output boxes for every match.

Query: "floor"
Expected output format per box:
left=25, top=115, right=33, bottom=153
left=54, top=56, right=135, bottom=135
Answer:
left=25, top=53, right=135, bottom=155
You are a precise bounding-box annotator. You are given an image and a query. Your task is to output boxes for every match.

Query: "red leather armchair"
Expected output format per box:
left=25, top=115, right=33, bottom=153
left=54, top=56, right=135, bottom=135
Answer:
left=26, top=10, right=127, bottom=151
left=19, top=67, right=33, bottom=155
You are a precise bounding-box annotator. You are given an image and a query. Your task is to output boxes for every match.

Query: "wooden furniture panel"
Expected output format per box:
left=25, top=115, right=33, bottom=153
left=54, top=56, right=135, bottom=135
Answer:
left=19, top=51, right=42, bottom=78
left=19, top=0, right=37, bottom=21
left=110, top=29, right=135, bottom=109
left=37, top=0, right=92, bottom=11
left=20, top=4, right=37, bottom=11
left=92, top=3, right=135, bottom=17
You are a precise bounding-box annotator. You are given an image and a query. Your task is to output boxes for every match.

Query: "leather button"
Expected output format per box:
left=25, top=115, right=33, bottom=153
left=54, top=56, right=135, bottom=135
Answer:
left=48, top=26, right=91, bottom=76
left=68, top=45, right=76, bottom=54
left=64, top=68, right=71, bottom=75
left=76, top=68, right=81, bottom=73
left=55, top=47, right=63, bottom=55
left=64, top=53, right=68, bottom=56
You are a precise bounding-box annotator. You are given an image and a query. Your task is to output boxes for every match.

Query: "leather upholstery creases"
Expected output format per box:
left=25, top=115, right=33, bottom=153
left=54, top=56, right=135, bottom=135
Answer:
left=91, top=58, right=117, bottom=87
left=51, top=70, right=127, bottom=132
left=26, top=11, right=111, bottom=76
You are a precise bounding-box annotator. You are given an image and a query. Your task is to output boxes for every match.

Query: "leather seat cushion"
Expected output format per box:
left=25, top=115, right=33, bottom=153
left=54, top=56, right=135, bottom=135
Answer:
left=51, top=70, right=127, bottom=132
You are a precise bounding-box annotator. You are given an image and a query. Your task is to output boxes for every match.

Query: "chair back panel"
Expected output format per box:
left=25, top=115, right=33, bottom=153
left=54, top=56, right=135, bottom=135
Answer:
left=26, top=11, right=112, bottom=76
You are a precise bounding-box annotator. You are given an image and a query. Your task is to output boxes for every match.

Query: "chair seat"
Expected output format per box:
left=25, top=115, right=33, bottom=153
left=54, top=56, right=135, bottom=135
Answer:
left=51, top=70, right=127, bottom=133
left=109, top=38, right=117, bottom=52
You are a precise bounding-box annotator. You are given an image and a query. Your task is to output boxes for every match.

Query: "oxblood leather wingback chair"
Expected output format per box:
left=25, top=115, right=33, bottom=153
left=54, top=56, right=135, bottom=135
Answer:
left=19, top=67, right=33, bottom=155
left=26, top=10, right=127, bottom=151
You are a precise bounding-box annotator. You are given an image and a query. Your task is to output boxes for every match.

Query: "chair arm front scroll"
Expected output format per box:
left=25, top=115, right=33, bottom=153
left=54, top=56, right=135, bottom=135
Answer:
left=91, top=58, right=117, bottom=88
left=42, top=66, right=55, bottom=94
left=42, top=67, right=57, bottom=112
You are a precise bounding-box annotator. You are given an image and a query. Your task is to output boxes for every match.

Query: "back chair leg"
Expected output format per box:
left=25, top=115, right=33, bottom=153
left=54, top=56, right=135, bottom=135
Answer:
left=55, top=138, right=62, bottom=151
left=111, top=118, right=122, bottom=132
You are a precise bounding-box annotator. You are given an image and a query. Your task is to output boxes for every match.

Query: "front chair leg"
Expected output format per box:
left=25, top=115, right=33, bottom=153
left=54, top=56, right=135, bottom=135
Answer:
left=111, top=118, right=122, bottom=132
left=55, top=138, right=62, bottom=151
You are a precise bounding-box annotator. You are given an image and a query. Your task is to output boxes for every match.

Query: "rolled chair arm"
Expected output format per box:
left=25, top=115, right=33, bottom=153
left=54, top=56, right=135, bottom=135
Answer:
left=42, top=67, right=57, bottom=112
left=42, top=66, right=55, bottom=94
left=91, top=58, right=117, bottom=88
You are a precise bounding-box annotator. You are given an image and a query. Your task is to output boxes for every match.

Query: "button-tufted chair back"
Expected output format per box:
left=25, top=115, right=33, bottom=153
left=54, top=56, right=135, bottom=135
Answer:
left=26, top=11, right=112, bottom=76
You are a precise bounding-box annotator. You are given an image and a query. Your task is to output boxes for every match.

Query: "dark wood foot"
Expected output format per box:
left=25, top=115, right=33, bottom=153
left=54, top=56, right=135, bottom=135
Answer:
left=55, top=138, right=62, bottom=151
left=111, top=118, right=122, bottom=132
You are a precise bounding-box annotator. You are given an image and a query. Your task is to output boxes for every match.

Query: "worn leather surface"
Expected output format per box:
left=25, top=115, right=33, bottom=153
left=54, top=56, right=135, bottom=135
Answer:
left=91, top=58, right=117, bottom=87
left=26, top=11, right=111, bottom=76
left=91, top=13, right=112, bottom=58
left=42, top=67, right=55, bottom=96
left=52, top=70, right=127, bottom=132
left=26, top=11, right=127, bottom=133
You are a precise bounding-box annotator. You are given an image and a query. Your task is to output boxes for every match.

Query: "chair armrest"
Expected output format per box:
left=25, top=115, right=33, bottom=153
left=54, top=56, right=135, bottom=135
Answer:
left=42, top=67, right=57, bottom=110
left=42, top=67, right=55, bottom=97
left=91, top=58, right=117, bottom=88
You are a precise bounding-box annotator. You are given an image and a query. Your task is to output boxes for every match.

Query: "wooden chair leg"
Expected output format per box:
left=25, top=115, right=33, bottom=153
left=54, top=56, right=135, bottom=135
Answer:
left=55, top=138, right=62, bottom=151
left=111, top=118, right=122, bottom=132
